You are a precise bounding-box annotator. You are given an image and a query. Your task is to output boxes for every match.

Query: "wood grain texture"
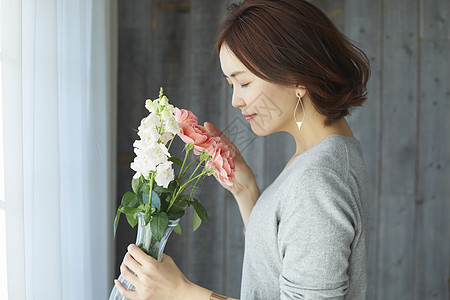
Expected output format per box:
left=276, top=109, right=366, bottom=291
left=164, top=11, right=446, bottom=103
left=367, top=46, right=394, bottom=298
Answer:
left=414, top=39, right=450, bottom=300
left=420, top=0, right=449, bottom=40
left=115, top=0, right=155, bottom=278
left=379, top=0, right=419, bottom=299
left=344, top=0, right=382, bottom=298
left=149, top=0, right=192, bottom=278
left=186, top=0, right=229, bottom=294
left=115, top=1, right=450, bottom=298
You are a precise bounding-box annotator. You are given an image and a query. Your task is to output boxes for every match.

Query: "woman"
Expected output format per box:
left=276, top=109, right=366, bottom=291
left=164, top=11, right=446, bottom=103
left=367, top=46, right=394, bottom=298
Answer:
left=115, top=0, right=370, bottom=299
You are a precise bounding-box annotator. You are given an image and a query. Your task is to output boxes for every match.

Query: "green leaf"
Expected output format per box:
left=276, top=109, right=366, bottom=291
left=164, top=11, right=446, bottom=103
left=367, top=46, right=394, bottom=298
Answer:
left=144, top=211, right=151, bottom=226
left=114, top=208, right=122, bottom=238
left=167, top=181, right=176, bottom=192
left=173, top=223, right=182, bottom=235
left=192, top=209, right=202, bottom=232
left=160, top=196, right=169, bottom=212
left=121, top=191, right=140, bottom=208
left=177, top=193, right=188, bottom=203
left=131, top=176, right=144, bottom=194
left=126, top=213, right=139, bottom=228
left=168, top=156, right=183, bottom=166
left=153, top=184, right=172, bottom=195
left=192, top=199, right=210, bottom=222
left=119, top=206, right=143, bottom=214
left=150, top=212, right=169, bottom=241
left=168, top=204, right=185, bottom=220
left=151, top=191, right=161, bottom=210
left=140, top=185, right=150, bottom=204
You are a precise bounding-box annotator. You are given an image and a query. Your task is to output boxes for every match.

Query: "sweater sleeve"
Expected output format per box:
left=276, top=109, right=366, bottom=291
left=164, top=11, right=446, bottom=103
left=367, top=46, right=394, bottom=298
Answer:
left=278, top=168, right=357, bottom=300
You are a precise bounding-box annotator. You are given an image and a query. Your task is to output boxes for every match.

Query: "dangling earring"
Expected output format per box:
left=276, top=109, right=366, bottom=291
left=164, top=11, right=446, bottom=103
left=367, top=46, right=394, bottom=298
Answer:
left=294, top=93, right=305, bottom=130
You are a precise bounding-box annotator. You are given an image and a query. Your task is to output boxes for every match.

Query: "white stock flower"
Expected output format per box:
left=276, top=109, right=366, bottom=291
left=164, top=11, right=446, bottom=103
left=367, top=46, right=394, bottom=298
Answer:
left=130, top=154, right=157, bottom=179
left=159, top=96, right=169, bottom=106
left=131, top=92, right=179, bottom=182
left=141, top=113, right=161, bottom=129
left=161, top=104, right=175, bottom=120
left=155, top=160, right=174, bottom=188
left=132, top=134, right=170, bottom=179
left=161, top=132, right=173, bottom=145
left=137, top=125, right=161, bottom=144
left=165, top=118, right=180, bottom=135
left=142, top=143, right=170, bottom=166
left=145, top=99, right=158, bottom=113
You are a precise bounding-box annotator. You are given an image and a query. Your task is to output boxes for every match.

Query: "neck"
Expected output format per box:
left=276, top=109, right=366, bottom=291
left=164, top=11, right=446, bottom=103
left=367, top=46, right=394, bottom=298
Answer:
left=285, top=100, right=354, bottom=161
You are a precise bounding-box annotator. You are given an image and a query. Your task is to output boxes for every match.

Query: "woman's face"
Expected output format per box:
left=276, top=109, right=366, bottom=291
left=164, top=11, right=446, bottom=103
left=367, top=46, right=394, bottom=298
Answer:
left=219, top=44, right=299, bottom=136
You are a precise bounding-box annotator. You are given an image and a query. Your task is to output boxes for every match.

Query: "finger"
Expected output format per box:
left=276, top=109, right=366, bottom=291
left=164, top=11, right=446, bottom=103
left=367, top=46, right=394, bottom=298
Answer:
left=114, top=279, right=137, bottom=299
left=123, top=252, right=143, bottom=274
left=212, top=172, right=234, bottom=189
left=204, top=122, right=233, bottom=146
left=160, top=253, right=173, bottom=263
left=120, top=263, right=139, bottom=286
left=204, top=122, right=241, bottom=158
left=127, top=244, right=157, bottom=268
left=127, top=244, right=155, bottom=267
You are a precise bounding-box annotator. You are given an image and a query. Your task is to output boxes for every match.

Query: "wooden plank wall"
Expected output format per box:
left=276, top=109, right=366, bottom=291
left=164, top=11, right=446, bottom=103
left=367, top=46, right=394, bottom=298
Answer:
left=115, top=0, right=450, bottom=299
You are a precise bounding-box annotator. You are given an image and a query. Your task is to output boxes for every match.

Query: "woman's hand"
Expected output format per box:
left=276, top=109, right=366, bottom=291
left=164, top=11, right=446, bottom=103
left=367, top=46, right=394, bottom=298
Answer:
left=115, top=244, right=191, bottom=300
left=204, top=122, right=260, bottom=227
left=204, top=122, right=257, bottom=196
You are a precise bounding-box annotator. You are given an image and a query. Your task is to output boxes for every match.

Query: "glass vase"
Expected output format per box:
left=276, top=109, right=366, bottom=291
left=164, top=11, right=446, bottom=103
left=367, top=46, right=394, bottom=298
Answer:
left=109, top=213, right=180, bottom=300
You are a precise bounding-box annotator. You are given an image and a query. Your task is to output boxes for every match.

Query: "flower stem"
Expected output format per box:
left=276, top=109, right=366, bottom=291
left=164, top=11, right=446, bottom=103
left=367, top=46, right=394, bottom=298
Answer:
left=167, top=135, right=175, bottom=151
left=179, top=147, right=190, bottom=176
left=148, top=172, right=155, bottom=209
left=180, top=155, right=200, bottom=178
left=188, top=160, right=204, bottom=182
left=167, top=170, right=207, bottom=212
left=189, top=175, right=202, bottom=201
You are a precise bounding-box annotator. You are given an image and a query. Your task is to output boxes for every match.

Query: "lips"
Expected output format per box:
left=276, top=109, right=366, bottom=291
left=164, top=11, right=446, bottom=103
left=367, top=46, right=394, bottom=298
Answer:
left=243, top=114, right=257, bottom=122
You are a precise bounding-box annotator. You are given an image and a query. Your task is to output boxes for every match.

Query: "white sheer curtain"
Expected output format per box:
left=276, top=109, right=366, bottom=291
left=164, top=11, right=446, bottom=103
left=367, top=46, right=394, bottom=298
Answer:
left=1, top=0, right=117, bottom=299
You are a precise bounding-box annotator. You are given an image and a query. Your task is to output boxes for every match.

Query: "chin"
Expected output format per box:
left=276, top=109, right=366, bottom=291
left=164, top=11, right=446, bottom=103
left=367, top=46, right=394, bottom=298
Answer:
left=250, top=123, right=274, bottom=137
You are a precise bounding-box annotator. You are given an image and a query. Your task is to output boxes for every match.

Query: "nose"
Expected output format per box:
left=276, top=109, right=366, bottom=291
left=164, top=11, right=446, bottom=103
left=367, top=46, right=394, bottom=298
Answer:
left=231, top=89, right=246, bottom=108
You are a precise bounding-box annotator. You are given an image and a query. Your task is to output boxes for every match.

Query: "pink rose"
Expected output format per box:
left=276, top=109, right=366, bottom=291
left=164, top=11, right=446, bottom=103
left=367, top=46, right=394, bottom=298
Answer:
left=206, top=140, right=235, bottom=186
left=178, top=123, right=213, bottom=155
left=174, top=108, right=198, bottom=124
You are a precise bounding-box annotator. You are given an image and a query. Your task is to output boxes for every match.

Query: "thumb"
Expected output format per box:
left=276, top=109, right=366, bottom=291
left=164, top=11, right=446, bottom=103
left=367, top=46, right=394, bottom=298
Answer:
left=204, top=122, right=234, bottom=147
left=204, top=122, right=220, bottom=136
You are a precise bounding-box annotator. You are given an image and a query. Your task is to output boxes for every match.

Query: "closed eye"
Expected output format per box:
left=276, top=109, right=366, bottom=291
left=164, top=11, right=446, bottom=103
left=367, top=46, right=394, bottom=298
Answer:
left=225, top=81, right=250, bottom=89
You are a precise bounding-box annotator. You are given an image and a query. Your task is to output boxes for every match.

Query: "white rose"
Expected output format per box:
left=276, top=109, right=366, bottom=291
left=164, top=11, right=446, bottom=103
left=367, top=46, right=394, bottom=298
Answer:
left=155, top=161, right=174, bottom=188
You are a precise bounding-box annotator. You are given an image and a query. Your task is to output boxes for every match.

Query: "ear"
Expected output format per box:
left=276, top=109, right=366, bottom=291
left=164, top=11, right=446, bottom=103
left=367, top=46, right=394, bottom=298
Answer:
left=295, top=85, right=307, bottom=98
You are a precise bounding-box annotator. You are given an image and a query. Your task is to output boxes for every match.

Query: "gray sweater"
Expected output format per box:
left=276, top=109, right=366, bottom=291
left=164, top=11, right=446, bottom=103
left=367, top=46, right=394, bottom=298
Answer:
left=241, top=134, right=369, bottom=300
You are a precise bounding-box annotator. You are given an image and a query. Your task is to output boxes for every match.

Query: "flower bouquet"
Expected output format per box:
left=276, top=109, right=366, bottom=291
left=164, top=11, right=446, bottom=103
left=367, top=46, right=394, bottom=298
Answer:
left=110, top=88, right=235, bottom=299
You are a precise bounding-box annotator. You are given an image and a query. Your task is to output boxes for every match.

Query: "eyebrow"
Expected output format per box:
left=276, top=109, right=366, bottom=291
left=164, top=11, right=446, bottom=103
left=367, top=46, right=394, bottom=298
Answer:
left=223, top=71, right=246, bottom=78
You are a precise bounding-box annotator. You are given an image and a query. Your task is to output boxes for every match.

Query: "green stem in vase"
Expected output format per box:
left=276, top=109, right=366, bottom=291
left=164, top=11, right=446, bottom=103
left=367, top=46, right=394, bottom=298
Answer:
left=148, top=172, right=155, bottom=209
left=187, top=160, right=204, bottom=182
left=167, top=134, right=176, bottom=151
left=167, top=170, right=207, bottom=212
left=179, top=147, right=190, bottom=176
left=138, top=242, right=159, bottom=260
left=189, top=174, right=202, bottom=202
left=180, top=155, right=201, bottom=178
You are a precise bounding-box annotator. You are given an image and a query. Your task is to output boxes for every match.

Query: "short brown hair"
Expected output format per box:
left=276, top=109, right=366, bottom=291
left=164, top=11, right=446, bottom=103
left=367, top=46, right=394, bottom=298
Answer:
left=215, top=0, right=370, bottom=126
